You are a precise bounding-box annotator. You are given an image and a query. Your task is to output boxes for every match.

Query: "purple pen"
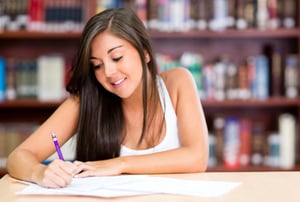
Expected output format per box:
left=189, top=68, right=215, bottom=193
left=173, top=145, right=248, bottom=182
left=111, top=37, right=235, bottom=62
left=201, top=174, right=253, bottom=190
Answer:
left=51, top=132, right=65, bottom=161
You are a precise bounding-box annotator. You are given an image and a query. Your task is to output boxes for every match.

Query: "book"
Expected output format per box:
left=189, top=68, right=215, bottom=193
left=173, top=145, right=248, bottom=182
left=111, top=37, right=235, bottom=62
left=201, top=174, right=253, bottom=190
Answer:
left=267, top=132, right=280, bottom=167
left=284, top=54, right=298, bottom=98
left=193, top=0, right=208, bottom=30
left=251, top=122, right=265, bottom=166
left=282, top=0, right=296, bottom=28
left=0, top=57, right=5, bottom=102
left=37, top=55, right=66, bottom=101
left=237, top=61, right=251, bottom=99
left=214, top=60, right=226, bottom=101
left=253, top=55, right=269, bottom=100
left=209, top=0, right=228, bottom=31
left=5, top=58, right=17, bottom=100
left=278, top=113, right=296, bottom=169
left=28, top=0, right=44, bottom=31
left=213, top=115, right=225, bottom=165
left=223, top=117, right=240, bottom=169
left=239, top=118, right=251, bottom=166
left=179, top=52, right=203, bottom=96
left=208, top=133, right=217, bottom=167
left=224, top=56, right=238, bottom=100
left=256, top=0, right=268, bottom=30
left=16, top=59, right=37, bottom=99
left=235, top=0, right=248, bottom=29
left=134, top=0, right=147, bottom=25
left=271, top=47, right=283, bottom=97
left=267, top=0, right=280, bottom=29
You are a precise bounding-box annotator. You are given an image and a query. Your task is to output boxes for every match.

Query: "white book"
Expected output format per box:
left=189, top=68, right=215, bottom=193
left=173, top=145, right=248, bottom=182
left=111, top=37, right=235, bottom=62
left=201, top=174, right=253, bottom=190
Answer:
left=279, top=113, right=296, bottom=169
left=37, top=55, right=65, bottom=101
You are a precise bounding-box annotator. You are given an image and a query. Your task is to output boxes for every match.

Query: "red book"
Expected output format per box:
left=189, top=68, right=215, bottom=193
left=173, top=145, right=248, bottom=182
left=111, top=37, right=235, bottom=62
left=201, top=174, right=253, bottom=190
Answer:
left=239, top=118, right=252, bottom=166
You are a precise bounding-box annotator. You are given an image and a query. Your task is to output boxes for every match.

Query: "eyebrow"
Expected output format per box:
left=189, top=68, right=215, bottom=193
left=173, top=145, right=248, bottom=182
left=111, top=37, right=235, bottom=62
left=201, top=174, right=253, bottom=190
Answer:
left=90, top=45, right=123, bottom=60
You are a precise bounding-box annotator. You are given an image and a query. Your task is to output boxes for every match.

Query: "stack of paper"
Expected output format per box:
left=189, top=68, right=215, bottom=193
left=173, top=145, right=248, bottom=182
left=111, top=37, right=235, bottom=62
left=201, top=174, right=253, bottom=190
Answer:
left=17, top=175, right=242, bottom=198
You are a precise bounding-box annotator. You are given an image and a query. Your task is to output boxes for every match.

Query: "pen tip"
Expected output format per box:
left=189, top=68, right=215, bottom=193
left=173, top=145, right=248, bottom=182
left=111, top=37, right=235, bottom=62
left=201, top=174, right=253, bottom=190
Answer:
left=50, top=131, right=55, bottom=138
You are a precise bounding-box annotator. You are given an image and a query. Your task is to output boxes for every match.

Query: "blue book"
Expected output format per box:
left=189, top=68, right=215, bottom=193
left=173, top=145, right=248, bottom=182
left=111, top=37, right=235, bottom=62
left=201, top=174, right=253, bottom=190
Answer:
left=254, top=55, right=269, bottom=100
left=0, top=57, right=5, bottom=102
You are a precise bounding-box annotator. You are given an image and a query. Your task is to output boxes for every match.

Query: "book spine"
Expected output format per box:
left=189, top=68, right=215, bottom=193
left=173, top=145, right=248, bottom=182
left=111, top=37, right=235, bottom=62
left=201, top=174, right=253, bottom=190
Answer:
left=254, top=55, right=269, bottom=100
left=268, top=0, right=279, bottom=29
left=223, top=117, right=240, bottom=169
left=214, top=60, right=226, bottom=101
left=37, top=55, right=66, bottom=101
left=279, top=113, right=296, bottom=169
left=135, top=0, right=147, bottom=25
left=271, top=48, right=283, bottom=97
left=202, top=64, right=215, bottom=100
left=179, top=52, right=203, bottom=96
left=209, top=0, right=228, bottom=31
left=213, top=115, right=225, bottom=165
left=5, top=58, right=17, bottom=100
left=284, top=54, right=298, bottom=98
left=194, top=0, right=207, bottom=30
left=237, top=61, right=251, bottom=99
left=251, top=122, right=265, bottom=166
left=239, top=118, right=251, bottom=166
left=235, top=0, right=248, bottom=29
left=282, top=0, right=296, bottom=28
left=0, top=57, right=5, bottom=102
left=208, top=133, right=217, bottom=168
left=267, top=132, right=280, bottom=167
left=256, top=0, right=268, bottom=30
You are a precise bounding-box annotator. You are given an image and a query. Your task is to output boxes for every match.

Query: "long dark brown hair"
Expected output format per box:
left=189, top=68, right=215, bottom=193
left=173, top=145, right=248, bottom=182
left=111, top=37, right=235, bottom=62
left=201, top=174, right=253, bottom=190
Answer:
left=66, top=8, right=162, bottom=161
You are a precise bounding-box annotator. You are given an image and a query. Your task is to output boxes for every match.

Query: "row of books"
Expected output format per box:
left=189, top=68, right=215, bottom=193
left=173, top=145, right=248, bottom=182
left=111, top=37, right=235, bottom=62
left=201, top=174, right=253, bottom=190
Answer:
left=208, top=113, right=297, bottom=169
left=0, top=0, right=90, bottom=32
left=0, top=55, right=69, bottom=102
left=98, top=0, right=298, bottom=31
left=157, top=51, right=299, bottom=100
left=0, top=122, right=38, bottom=167
left=0, top=122, right=76, bottom=168
left=0, top=0, right=297, bottom=32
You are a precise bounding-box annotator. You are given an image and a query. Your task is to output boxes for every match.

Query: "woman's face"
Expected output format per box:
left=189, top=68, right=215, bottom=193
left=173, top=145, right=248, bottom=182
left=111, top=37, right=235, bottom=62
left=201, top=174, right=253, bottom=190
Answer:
left=90, top=31, right=148, bottom=99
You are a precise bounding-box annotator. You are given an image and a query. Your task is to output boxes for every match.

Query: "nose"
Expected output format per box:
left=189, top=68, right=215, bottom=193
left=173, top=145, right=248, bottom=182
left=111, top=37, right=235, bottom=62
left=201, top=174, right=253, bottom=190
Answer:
left=103, top=63, right=117, bottom=77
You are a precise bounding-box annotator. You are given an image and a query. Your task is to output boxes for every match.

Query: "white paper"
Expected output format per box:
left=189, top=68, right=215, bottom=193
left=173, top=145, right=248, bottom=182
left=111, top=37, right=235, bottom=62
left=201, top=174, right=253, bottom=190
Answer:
left=17, top=175, right=242, bottom=198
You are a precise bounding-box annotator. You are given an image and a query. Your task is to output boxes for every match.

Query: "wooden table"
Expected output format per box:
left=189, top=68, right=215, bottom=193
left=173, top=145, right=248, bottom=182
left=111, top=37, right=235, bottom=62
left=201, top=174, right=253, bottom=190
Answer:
left=0, top=171, right=299, bottom=202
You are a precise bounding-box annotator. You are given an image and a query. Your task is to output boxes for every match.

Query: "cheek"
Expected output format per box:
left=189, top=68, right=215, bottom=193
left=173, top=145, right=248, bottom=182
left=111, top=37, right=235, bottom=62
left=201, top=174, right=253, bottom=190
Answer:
left=94, top=70, right=106, bottom=85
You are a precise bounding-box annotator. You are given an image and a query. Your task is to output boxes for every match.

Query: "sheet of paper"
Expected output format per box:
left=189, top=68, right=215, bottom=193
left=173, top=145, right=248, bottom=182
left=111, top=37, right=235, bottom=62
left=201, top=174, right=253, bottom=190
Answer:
left=17, top=175, right=242, bottom=198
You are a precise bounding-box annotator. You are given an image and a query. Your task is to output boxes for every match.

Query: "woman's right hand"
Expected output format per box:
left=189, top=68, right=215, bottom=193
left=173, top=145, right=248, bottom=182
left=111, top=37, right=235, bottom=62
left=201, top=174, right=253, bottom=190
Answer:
left=34, top=159, right=77, bottom=188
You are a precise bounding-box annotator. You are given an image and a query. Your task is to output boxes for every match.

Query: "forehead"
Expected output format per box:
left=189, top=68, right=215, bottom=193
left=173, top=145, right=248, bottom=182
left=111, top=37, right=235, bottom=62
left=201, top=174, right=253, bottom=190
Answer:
left=91, top=31, right=129, bottom=53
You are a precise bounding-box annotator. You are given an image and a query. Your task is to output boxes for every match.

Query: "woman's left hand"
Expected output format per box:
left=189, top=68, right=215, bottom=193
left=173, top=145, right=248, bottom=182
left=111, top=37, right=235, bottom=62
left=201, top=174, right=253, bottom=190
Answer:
left=72, top=158, right=125, bottom=178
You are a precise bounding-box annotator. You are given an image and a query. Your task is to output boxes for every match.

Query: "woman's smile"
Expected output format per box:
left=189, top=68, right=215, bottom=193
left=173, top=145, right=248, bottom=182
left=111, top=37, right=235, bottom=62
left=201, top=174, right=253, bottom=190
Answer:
left=111, top=77, right=127, bottom=88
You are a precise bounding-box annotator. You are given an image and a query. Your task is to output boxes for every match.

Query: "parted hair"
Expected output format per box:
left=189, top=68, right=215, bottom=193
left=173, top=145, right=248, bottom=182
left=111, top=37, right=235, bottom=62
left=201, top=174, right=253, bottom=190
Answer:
left=66, top=8, right=161, bottom=161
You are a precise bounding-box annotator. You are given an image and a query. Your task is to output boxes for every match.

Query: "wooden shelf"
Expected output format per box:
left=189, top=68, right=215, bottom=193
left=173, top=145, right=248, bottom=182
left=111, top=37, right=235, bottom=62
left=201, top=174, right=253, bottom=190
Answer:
left=202, top=97, right=300, bottom=108
left=0, top=100, right=62, bottom=109
left=1, top=28, right=300, bottom=40
left=149, top=28, right=300, bottom=39
left=0, top=31, right=82, bottom=39
left=207, top=165, right=300, bottom=172
left=0, top=168, right=7, bottom=178
left=0, top=97, right=298, bottom=109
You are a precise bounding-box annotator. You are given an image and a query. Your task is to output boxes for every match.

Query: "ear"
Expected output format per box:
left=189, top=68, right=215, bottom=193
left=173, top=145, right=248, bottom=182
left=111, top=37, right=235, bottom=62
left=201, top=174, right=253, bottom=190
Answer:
left=144, top=50, right=151, bottom=63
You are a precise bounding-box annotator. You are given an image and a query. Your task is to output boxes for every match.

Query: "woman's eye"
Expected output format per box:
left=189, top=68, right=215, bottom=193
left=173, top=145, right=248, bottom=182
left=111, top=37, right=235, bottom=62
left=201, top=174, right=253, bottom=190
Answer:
left=113, top=56, right=122, bottom=62
left=93, top=64, right=102, bottom=70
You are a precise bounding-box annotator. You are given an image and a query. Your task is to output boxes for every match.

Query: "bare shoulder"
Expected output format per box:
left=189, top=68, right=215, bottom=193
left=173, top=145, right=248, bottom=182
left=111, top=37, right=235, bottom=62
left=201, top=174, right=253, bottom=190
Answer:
left=160, top=67, right=195, bottom=90
left=159, top=67, right=196, bottom=107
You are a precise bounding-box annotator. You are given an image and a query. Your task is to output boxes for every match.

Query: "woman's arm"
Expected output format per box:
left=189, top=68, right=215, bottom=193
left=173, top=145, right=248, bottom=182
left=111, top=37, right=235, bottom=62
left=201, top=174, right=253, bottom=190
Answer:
left=74, top=67, right=209, bottom=177
left=6, top=96, right=80, bottom=187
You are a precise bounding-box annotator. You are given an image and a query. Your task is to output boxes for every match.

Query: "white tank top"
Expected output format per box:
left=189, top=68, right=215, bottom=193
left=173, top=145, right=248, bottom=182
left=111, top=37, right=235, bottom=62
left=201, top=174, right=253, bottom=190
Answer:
left=120, top=76, right=180, bottom=156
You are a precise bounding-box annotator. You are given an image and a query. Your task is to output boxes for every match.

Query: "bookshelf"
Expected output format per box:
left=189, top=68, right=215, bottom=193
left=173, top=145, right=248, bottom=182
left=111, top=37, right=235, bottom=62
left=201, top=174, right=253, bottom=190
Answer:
left=0, top=0, right=300, bottom=176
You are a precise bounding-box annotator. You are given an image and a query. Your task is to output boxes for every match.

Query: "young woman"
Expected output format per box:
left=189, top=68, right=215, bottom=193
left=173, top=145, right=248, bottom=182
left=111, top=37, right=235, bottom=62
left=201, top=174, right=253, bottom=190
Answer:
left=6, top=8, right=208, bottom=188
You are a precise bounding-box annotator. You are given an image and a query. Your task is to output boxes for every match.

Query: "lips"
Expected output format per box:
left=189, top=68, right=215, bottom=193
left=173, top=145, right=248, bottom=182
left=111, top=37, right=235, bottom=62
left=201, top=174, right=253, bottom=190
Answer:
left=111, top=77, right=127, bottom=87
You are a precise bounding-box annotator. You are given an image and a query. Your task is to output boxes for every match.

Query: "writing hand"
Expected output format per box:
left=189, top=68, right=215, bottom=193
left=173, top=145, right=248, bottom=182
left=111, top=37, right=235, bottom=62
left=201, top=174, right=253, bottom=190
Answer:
left=35, top=159, right=77, bottom=188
